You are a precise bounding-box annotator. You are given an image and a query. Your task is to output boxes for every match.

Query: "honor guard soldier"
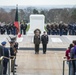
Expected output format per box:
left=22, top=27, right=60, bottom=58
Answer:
left=46, top=24, right=51, bottom=35
left=20, top=22, right=27, bottom=35
left=1, top=26, right=5, bottom=34
left=23, top=22, right=27, bottom=35
left=59, top=21, right=64, bottom=36
left=1, top=41, right=9, bottom=75
left=8, top=36, right=18, bottom=72
left=9, top=40, right=15, bottom=72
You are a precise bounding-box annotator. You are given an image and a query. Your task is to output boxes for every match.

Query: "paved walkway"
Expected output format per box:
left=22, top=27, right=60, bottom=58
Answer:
left=15, top=50, right=68, bottom=75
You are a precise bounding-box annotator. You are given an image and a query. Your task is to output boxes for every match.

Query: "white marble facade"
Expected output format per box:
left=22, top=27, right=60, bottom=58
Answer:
left=27, top=14, right=45, bottom=35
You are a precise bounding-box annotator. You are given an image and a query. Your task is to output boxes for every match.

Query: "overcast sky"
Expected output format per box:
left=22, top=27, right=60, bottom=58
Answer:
left=0, top=0, right=76, bottom=6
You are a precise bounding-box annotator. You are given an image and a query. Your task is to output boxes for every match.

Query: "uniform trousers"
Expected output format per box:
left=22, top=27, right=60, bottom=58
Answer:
left=35, top=44, right=39, bottom=53
left=42, top=44, right=47, bottom=53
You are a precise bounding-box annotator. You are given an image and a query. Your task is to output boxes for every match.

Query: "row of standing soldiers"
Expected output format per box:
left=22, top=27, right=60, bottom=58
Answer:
left=0, top=23, right=27, bottom=35
left=0, top=36, right=18, bottom=75
left=46, top=23, right=76, bottom=36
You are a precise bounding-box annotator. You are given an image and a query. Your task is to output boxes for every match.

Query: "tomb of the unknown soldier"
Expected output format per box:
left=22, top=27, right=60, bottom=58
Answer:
left=27, top=14, right=45, bottom=35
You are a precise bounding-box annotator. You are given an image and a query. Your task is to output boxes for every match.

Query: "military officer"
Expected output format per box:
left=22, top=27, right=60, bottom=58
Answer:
left=41, top=31, right=49, bottom=54
left=34, top=29, right=41, bottom=54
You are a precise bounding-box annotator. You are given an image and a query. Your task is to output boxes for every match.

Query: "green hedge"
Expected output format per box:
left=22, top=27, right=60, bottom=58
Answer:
left=26, top=25, right=47, bottom=32
left=26, top=25, right=30, bottom=32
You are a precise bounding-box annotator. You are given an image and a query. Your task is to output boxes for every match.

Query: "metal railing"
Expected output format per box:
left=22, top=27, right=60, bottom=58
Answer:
left=0, top=56, right=16, bottom=75
left=63, top=57, right=76, bottom=75
left=0, top=56, right=4, bottom=75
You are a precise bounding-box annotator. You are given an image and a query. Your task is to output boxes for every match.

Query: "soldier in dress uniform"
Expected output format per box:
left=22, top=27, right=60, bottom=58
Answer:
left=56, top=24, right=60, bottom=35
left=63, top=24, right=68, bottom=35
left=71, top=24, right=75, bottom=35
left=68, top=23, right=72, bottom=35
left=1, top=41, right=9, bottom=75
left=20, top=23, right=24, bottom=34
left=9, top=36, right=18, bottom=58
left=51, top=24, right=55, bottom=35
left=0, top=25, right=5, bottom=35
left=12, top=24, right=17, bottom=35
left=41, top=31, right=49, bottom=54
left=6, top=24, right=10, bottom=35
left=54, top=24, right=58, bottom=35
left=23, top=22, right=27, bottom=35
left=59, top=21, right=64, bottom=36
left=20, top=22, right=27, bottom=35
left=74, top=24, right=76, bottom=35
left=34, top=29, right=41, bottom=54
left=7, top=36, right=18, bottom=72
left=46, top=24, right=51, bottom=35
left=9, top=40, right=15, bottom=72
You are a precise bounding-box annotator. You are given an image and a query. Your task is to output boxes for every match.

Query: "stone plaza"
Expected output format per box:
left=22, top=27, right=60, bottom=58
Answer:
left=0, top=35, right=75, bottom=75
